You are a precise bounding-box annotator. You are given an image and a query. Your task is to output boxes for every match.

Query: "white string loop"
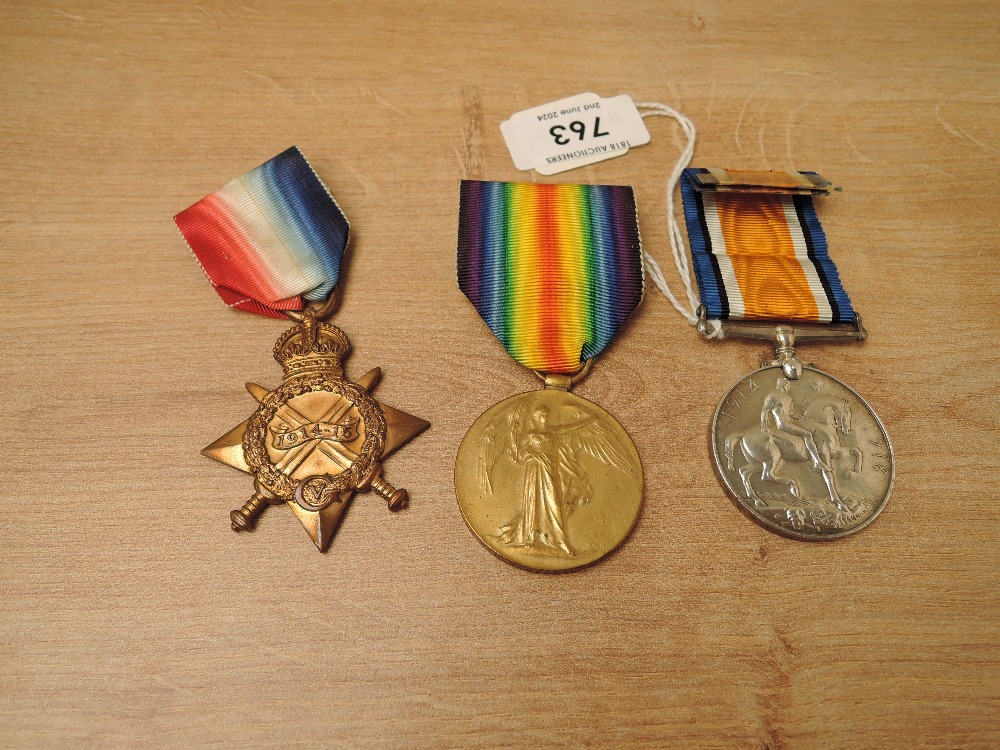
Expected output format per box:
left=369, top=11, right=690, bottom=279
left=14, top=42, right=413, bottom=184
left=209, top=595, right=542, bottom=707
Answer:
left=634, top=101, right=722, bottom=338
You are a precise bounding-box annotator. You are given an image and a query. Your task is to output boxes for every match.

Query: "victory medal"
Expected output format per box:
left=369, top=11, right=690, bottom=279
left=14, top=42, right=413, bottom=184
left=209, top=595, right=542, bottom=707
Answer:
left=454, top=181, right=644, bottom=571
left=175, top=147, right=428, bottom=551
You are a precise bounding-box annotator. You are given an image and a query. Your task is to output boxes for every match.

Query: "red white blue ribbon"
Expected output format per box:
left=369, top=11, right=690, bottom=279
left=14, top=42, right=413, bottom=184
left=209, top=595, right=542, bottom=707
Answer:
left=174, top=146, right=349, bottom=318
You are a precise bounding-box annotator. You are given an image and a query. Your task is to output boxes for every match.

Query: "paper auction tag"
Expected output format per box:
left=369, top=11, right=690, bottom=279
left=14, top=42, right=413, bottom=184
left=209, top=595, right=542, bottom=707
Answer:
left=501, top=93, right=651, bottom=175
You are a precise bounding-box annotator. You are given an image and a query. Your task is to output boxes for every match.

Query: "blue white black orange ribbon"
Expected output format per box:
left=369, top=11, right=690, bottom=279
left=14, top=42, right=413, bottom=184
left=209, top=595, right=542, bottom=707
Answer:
left=457, top=180, right=644, bottom=374
left=174, top=146, right=349, bottom=319
left=680, top=168, right=854, bottom=324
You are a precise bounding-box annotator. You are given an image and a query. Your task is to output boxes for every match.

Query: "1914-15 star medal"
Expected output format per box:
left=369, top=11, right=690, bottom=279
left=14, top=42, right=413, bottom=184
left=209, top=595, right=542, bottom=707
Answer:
left=203, top=309, right=429, bottom=551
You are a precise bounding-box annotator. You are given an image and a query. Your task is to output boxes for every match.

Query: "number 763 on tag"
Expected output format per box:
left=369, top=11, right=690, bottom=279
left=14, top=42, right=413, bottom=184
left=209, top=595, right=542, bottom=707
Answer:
left=548, top=117, right=610, bottom=145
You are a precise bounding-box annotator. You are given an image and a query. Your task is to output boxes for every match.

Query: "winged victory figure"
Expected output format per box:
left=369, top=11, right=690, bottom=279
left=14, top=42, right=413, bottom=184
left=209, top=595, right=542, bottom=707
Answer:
left=479, top=395, right=636, bottom=557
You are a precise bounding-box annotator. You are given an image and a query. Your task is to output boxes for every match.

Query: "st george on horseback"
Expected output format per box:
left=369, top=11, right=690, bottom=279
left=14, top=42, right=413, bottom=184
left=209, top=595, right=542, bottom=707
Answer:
left=724, top=376, right=863, bottom=512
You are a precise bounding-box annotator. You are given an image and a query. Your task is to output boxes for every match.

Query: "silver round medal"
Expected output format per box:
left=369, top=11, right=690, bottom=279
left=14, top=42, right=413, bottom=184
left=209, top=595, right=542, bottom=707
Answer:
left=711, top=364, right=894, bottom=540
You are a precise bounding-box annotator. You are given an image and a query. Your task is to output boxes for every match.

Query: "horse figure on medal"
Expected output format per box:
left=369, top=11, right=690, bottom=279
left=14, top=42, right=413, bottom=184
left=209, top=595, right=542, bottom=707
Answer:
left=725, top=374, right=863, bottom=513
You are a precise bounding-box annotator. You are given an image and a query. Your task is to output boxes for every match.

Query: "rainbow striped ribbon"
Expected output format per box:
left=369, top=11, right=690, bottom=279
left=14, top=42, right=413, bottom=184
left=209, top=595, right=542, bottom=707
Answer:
left=458, top=180, right=643, bottom=374
left=681, top=168, right=854, bottom=324
left=174, top=146, right=349, bottom=319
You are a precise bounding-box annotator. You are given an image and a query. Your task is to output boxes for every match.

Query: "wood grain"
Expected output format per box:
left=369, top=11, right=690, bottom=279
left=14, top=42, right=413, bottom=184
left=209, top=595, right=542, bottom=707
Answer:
left=2, top=2, right=998, bottom=747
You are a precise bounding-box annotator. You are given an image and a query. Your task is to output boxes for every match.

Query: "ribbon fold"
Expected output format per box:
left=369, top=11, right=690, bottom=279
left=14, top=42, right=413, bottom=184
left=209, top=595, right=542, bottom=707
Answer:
left=175, top=146, right=349, bottom=319
left=680, top=168, right=854, bottom=324
left=458, top=180, right=644, bottom=374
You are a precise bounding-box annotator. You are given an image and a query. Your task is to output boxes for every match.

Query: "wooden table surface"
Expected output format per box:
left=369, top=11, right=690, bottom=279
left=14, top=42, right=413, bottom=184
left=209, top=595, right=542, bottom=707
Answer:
left=3, top=2, right=998, bottom=748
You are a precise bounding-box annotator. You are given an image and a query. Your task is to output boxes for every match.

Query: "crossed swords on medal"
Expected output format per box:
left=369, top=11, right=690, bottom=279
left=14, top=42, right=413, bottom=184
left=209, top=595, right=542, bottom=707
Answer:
left=268, top=390, right=362, bottom=480
left=203, top=371, right=429, bottom=551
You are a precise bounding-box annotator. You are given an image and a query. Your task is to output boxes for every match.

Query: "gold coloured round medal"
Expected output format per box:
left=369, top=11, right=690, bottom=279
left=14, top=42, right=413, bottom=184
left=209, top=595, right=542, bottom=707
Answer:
left=455, top=389, right=643, bottom=572
left=711, top=364, right=894, bottom=540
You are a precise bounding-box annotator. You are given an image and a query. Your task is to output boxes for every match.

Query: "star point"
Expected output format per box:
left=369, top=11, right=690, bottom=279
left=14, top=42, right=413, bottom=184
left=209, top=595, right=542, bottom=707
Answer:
left=203, top=365, right=428, bottom=550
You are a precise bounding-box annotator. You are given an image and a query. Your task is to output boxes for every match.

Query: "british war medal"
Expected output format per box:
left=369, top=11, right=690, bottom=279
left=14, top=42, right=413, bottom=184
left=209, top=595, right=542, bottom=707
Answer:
left=455, top=180, right=644, bottom=571
left=681, top=168, right=893, bottom=539
left=175, top=147, right=428, bottom=551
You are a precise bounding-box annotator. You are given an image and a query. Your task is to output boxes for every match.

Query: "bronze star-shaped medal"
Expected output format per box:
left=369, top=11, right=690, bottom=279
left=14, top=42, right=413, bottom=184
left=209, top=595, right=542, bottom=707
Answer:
left=202, top=310, right=429, bottom=551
